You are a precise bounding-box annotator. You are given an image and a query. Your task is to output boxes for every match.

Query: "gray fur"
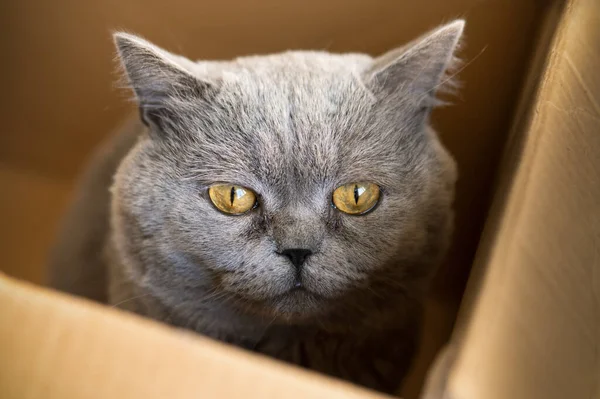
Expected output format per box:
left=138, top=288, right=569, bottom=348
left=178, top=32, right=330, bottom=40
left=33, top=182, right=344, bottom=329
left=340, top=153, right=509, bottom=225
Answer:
left=48, top=20, right=463, bottom=394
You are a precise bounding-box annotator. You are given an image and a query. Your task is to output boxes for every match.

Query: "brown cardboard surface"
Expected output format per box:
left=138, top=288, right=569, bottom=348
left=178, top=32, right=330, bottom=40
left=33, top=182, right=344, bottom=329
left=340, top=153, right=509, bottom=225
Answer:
left=0, top=165, right=72, bottom=284
left=0, top=274, right=388, bottom=399
left=446, top=0, right=600, bottom=397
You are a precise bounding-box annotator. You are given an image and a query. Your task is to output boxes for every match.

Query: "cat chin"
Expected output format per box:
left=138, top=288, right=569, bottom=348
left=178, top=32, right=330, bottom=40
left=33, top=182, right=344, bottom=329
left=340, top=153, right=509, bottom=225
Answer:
left=245, top=288, right=330, bottom=323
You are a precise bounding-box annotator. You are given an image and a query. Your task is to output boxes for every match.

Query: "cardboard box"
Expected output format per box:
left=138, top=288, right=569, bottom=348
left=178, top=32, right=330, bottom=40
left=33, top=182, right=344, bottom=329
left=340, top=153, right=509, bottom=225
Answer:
left=439, top=0, right=600, bottom=397
left=1, top=0, right=598, bottom=398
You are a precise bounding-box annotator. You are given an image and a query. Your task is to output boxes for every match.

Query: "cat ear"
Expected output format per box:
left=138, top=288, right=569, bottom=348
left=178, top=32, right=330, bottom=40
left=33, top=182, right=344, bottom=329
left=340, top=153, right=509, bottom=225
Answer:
left=364, top=20, right=464, bottom=111
left=113, top=32, right=217, bottom=133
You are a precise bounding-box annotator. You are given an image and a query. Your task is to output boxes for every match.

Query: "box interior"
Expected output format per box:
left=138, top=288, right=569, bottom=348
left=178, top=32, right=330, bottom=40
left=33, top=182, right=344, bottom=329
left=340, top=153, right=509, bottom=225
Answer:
left=0, top=1, right=563, bottom=397
left=446, top=0, right=600, bottom=397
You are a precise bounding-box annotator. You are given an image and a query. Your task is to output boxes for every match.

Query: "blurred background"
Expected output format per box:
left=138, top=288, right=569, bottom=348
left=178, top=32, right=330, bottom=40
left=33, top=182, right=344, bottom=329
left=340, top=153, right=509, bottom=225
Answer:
left=1, top=0, right=551, bottom=397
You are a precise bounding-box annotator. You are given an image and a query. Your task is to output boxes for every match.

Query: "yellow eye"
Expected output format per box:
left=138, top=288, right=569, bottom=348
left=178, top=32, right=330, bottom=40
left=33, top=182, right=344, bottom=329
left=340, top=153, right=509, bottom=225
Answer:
left=208, top=184, right=257, bottom=215
left=332, top=182, right=380, bottom=215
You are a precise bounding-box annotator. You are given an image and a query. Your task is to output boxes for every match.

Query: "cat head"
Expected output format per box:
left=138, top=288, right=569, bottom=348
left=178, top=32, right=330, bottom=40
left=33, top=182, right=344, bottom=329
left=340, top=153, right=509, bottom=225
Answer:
left=111, top=21, right=463, bottom=324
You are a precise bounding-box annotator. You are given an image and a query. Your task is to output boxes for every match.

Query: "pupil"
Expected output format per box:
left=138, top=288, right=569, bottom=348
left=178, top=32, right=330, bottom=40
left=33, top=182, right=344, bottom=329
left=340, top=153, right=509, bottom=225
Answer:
left=353, top=185, right=360, bottom=204
left=230, top=186, right=235, bottom=206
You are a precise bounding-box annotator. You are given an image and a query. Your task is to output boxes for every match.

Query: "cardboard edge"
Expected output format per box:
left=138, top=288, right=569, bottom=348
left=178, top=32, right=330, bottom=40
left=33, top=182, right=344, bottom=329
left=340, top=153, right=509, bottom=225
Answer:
left=438, top=0, right=600, bottom=397
left=418, top=1, right=570, bottom=398
left=0, top=274, right=390, bottom=399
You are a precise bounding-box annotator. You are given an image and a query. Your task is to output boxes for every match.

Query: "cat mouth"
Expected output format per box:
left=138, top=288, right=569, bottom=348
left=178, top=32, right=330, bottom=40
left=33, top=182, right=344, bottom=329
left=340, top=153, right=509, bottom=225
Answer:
left=225, top=281, right=326, bottom=320
left=225, top=283, right=328, bottom=321
left=277, top=285, right=315, bottom=298
left=271, top=285, right=326, bottom=308
left=267, top=286, right=326, bottom=320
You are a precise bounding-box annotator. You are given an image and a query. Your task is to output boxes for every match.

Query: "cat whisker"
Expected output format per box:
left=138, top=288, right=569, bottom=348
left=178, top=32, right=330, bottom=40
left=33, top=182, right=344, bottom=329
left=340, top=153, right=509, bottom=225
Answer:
left=110, top=293, right=150, bottom=309
left=425, top=44, right=488, bottom=103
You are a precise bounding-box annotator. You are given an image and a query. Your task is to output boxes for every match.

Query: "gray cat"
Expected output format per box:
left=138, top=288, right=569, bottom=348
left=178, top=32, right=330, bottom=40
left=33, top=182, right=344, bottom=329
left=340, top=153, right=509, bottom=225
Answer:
left=48, top=20, right=463, bottom=394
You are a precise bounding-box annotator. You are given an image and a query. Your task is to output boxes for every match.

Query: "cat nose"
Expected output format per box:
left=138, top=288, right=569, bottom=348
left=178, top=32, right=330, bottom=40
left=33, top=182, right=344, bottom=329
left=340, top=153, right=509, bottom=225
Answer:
left=279, top=248, right=313, bottom=270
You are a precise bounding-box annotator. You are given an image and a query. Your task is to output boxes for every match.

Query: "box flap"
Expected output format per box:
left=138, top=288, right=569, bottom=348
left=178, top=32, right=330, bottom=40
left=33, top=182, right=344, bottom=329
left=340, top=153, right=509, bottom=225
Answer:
left=0, top=275, right=388, bottom=399
left=444, top=0, right=600, bottom=398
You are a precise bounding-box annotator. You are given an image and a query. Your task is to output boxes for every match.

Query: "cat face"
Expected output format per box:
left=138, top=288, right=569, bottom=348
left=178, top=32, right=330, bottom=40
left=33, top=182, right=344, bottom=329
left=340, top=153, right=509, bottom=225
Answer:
left=112, top=22, right=462, bottom=323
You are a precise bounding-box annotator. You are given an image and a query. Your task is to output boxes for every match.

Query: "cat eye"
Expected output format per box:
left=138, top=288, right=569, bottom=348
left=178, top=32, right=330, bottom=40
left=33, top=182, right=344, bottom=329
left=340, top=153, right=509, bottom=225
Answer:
left=208, top=184, right=258, bottom=215
left=332, top=182, right=380, bottom=215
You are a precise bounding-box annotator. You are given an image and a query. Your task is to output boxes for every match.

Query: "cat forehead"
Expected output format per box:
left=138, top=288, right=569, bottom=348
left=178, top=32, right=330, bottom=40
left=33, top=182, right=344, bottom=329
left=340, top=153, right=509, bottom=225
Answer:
left=176, top=88, right=403, bottom=193
left=194, top=51, right=374, bottom=79
left=194, top=51, right=375, bottom=107
left=168, top=52, right=410, bottom=190
left=200, top=52, right=378, bottom=139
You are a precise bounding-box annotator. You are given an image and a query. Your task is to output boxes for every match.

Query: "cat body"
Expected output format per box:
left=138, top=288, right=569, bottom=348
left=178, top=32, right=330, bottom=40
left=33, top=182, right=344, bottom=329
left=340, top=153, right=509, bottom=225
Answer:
left=49, top=21, right=463, bottom=394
